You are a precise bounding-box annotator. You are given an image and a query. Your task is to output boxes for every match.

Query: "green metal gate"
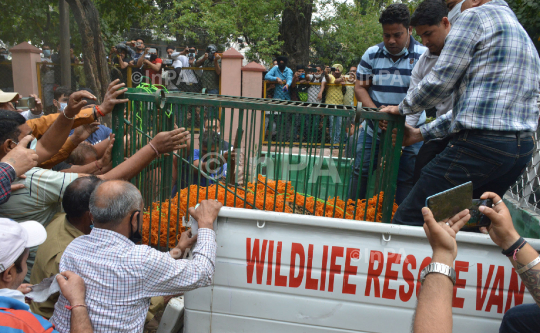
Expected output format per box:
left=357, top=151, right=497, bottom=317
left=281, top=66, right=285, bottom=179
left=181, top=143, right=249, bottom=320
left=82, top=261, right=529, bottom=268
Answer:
left=112, top=89, right=405, bottom=250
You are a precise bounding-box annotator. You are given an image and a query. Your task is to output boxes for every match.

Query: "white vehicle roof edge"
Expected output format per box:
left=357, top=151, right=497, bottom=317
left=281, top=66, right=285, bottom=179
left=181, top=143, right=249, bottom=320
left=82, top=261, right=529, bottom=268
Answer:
left=217, top=207, right=540, bottom=249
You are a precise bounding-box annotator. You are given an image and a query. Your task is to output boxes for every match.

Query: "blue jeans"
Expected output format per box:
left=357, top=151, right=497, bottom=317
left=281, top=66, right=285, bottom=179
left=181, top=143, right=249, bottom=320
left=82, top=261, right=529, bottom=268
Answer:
left=348, top=128, right=423, bottom=204
left=329, top=116, right=343, bottom=144
left=499, top=304, right=540, bottom=333
left=392, top=131, right=534, bottom=226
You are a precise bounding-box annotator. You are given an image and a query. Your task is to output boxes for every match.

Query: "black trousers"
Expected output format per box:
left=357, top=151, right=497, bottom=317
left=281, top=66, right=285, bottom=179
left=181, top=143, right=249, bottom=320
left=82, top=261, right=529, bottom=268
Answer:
left=412, top=136, right=452, bottom=185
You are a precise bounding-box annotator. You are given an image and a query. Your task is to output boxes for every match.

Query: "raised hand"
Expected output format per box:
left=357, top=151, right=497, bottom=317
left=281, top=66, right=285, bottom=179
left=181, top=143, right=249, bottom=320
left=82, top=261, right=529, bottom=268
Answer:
left=64, top=90, right=97, bottom=118
left=99, top=79, right=129, bottom=115
left=149, top=127, right=190, bottom=154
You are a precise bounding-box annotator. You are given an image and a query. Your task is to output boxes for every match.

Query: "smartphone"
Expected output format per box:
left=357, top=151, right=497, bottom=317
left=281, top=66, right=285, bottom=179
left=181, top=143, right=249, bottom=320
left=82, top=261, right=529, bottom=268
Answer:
left=330, top=67, right=336, bottom=72
left=426, top=182, right=473, bottom=222
left=148, top=48, right=157, bottom=54
left=466, top=199, right=493, bottom=228
left=17, top=97, right=35, bottom=110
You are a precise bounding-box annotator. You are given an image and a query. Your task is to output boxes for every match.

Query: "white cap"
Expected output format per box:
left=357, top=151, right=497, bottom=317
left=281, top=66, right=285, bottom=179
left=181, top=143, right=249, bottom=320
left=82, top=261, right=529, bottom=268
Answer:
left=0, top=89, right=18, bottom=104
left=0, top=218, right=47, bottom=272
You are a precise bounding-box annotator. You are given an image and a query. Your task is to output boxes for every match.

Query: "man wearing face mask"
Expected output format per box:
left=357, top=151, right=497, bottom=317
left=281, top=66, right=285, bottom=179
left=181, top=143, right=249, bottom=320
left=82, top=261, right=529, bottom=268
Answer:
left=50, top=181, right=221, bottom=333
left=264, top=56, right=294, bottom=140
left=350, top=3, right=427, bottom=204
left=382, top=0, right=540, bottom=226
left=53, top=86, right=72, bottom=114
left=381, top=0, right=454, bottom=186
left=143, top=47, right=163, bottom=85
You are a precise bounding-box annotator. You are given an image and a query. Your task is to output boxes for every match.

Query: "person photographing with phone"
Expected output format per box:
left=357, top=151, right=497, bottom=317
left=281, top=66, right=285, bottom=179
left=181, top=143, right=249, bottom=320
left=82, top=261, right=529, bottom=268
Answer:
left=194, top=44, right=221, bottom=96
left=142, top=47, right=162, bottom=85
left=414, top=192, right=540, bottom=333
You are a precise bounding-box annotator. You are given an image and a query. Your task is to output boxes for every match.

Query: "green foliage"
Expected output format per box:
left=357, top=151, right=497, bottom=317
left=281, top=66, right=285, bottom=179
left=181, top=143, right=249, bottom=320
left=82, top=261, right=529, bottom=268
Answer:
left=506, top=0, right=540, bottom=51
left=140, top=0, right=284, bottom=64
left=310, top=0, right=390, bottom=67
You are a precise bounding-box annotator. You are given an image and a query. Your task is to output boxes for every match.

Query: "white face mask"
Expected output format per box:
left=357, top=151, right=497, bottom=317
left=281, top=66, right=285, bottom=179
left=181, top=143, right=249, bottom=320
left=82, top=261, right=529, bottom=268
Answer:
left=59, top=102, right=67, bottom=112
left=448, top=0, right=466, bottom=25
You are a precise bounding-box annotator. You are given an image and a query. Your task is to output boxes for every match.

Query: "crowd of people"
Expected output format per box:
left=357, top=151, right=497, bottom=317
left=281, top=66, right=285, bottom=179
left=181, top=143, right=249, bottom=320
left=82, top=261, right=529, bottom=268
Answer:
left=0, top=0, right=540, bottom=332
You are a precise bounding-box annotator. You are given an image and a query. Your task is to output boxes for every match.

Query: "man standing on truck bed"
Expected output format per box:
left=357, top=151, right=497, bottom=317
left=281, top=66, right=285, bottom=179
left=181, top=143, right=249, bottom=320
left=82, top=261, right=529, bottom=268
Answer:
left=382, top=0, right=540, bottom=226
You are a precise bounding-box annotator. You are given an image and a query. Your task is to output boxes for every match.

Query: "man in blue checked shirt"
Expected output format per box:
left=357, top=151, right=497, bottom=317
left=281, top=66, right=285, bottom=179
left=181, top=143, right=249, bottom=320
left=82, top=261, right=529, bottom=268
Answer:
left=349, top=3, right=427, bottom=204
left=265, top=56, right=294, bottom=141
left=382, top=0, right=540, bottom=226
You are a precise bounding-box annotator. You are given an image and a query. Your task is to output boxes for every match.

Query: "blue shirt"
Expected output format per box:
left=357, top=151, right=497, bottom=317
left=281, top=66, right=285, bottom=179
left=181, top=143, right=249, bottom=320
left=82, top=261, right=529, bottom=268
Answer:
left=265, top=66, right=294, bottom=100
left=69, top=125, right=112, bottom=145
left=0, top=293, right=59, bottom=332
left=193, top=149, right=227, bottom=186
left=357, top=35, right=427, bottom=132
left=400, top=0, right=540, bottom=141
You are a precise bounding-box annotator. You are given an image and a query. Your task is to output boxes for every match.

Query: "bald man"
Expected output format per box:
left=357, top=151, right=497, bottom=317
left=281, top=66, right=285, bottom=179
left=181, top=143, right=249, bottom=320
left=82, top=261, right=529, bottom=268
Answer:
left=51, top=180, right=222, bottom=333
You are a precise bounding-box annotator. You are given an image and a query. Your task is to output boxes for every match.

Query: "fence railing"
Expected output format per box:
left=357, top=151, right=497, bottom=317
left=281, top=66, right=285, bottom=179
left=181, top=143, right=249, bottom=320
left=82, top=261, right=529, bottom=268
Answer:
left=112, top=89, right=404, bottom=251
left=507, top=99, right=540, bottom=213
left=263, top=80, right=357, bottom=146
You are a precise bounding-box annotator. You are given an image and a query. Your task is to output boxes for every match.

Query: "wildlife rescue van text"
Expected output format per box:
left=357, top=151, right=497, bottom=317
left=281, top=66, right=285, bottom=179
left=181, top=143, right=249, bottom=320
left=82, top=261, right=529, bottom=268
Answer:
left=184, top=207, right=540, bottom=333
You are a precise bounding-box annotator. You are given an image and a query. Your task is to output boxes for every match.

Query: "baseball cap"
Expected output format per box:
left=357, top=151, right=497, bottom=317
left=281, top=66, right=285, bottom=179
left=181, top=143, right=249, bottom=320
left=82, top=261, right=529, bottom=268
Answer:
left=0, top=218, right=47, bottom=272
left=0, top=89, right=19, bottom=104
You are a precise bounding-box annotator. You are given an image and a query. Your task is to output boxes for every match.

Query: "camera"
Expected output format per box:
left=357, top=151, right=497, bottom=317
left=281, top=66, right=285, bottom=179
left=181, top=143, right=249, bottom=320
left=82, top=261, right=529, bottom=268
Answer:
left=330, top=67, right=336, bottom=72
left=135, top=41, right=142, bottom=47
left=299, top=73, right=306, bottom=79
left=17, top=97, right=35, bottom=110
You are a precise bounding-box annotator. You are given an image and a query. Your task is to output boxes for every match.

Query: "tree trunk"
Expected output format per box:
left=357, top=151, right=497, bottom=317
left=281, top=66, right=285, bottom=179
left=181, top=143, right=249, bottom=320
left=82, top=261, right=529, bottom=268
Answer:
left=279, top=0, right=313, bottom=69
left=65, top=0, right=111, bottom=124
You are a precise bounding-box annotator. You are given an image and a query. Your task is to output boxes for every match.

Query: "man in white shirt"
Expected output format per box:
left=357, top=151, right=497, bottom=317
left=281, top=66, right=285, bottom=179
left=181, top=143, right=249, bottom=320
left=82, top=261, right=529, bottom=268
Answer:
left=170, top=46, right=200, bottom=92
left=0, top=90, right=44, bottom=120
left=51, top=181, right=222, bottom=333
left=381, top=0, right=453, bottom=185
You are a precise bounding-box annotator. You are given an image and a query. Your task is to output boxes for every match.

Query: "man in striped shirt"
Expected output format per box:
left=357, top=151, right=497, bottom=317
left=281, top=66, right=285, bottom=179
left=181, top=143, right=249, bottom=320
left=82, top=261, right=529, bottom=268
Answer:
left=350, top=3, right=427, bottom=204
left=383, top=0, right=540, bottom=225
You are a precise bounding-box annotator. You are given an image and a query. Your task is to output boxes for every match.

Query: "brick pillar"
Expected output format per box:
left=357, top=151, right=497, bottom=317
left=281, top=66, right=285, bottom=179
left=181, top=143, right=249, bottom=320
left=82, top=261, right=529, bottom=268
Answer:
left=220, top=48, right=244, bottom=147
left=241, top=62, right=266, bottom=149
left=10, top=42, right=42, bottom=97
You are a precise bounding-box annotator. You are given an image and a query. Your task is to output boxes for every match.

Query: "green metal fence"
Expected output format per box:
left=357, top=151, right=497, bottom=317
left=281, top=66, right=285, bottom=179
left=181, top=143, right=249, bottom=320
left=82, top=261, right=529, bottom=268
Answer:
left=112, top=89, right=404, bottom=250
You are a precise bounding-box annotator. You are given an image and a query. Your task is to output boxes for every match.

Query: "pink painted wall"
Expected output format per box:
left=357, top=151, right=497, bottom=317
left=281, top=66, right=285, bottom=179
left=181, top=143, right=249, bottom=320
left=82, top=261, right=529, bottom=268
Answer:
left=10, top=42, right=41, bottom=97
left=241, top=62, right=266, bottom=149
left=220, top=48, right=244, bottom=150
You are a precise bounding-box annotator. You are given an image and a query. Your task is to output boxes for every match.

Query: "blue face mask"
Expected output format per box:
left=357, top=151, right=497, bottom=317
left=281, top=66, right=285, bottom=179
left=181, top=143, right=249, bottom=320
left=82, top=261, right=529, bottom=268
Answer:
left=59, top=102, right=67, bottom=112
left=43, top=50, right=51, bottom=57
left=383, top=35, right=410, bottom=57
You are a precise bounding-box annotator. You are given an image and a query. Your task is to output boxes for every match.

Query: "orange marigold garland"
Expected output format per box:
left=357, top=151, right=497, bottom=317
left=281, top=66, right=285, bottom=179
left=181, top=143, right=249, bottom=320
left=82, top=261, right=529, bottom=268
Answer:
left=142, top=175, right=398, bottom=248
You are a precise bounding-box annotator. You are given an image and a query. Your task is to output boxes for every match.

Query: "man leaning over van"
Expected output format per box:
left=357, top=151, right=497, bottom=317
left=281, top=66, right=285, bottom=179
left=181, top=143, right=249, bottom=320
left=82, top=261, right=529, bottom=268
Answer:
left=382, top=0, right=540, bottom=226
left=50, top=181, right=221, bottom=333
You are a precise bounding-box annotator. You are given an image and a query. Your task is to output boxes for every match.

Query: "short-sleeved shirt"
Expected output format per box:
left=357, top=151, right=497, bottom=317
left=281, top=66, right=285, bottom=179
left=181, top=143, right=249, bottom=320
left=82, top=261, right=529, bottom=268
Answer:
left=0, top=167, right=78, bottom=226
left=357, top=35, right=427, bottom=129
left=323, top=75, right=344, bottom=105
left=199, top=58, right=221, bottom=91
left=69, top=125, right=112, bottom=145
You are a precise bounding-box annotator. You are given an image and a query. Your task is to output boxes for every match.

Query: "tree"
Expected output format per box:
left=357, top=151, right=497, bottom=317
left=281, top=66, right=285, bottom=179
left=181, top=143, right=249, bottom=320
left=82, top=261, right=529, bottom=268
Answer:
left=506, top=0, right=540, bottom=52
left=279, top=0, right=314, bottom=68
left=65, top=0, right=109, bottom=104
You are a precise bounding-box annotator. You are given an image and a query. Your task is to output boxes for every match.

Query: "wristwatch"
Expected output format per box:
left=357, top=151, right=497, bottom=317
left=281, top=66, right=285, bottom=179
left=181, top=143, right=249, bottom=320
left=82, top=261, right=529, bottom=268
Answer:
left=420, top=262, right=456, bottom=285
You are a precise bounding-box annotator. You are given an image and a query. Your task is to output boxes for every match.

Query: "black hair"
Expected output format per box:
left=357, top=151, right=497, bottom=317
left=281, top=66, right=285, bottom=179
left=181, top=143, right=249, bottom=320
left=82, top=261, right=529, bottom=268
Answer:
left=13, top=249, right=29, bottom=274
left=63, top=176, right=103, bottom=220
left=200, top=130, right=221, bottom=150
left=166, top=45, right=175, bottom=51
left=411, top=0, right=448, bottom=27
left=276, top=56, right=288, bottom=64
left=379, top=3, right=411, bottom=29
left=54, top=86, right=72, bottom=101
left=136, top=38, right=144, bottom=43
left=296, top=64, right=305, bottom=70
left=0, top=110, right=26, bottom=145
left=66, top=144, right=98, bottom=165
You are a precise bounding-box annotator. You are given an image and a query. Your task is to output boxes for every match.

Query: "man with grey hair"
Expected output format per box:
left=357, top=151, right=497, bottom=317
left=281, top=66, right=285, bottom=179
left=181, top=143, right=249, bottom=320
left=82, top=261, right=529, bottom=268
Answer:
left=50, top=180, right=222, bottom=333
